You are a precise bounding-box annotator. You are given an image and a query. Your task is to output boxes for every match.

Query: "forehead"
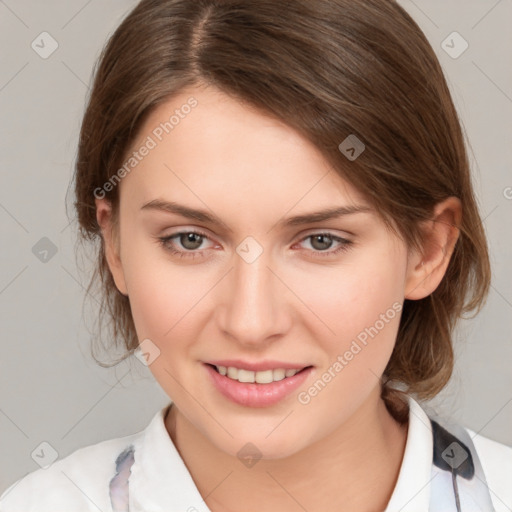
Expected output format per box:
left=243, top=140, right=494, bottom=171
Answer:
left=120, top=85, right=369, bottom=213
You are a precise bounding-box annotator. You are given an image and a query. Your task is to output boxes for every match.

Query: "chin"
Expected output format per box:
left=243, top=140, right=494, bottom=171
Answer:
left=213, top=429, right=307, bottom=463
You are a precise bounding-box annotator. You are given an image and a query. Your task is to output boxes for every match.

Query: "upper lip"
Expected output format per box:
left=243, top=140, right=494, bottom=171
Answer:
left=205, top=360, right=311, bottom=372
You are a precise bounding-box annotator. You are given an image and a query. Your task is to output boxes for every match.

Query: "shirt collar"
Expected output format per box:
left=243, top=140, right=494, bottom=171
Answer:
left=129, top=395, right=433, bottom=512
left=128, top=403, right=211, bottom=512
left=384, top=394, right=433, bottom=512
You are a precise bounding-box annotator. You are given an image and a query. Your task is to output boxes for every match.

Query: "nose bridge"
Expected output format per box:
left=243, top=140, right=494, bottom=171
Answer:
left=220, top=237, right=286, bottom=343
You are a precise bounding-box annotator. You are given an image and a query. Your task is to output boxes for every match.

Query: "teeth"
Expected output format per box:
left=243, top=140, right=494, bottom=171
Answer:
left=215, top=365, right=302, bottom=383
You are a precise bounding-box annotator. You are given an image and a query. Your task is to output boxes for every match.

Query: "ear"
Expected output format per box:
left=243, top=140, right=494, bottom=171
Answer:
left=95, top=198, right=129, bottom=296
left=404, top=197, right=462, bottom=300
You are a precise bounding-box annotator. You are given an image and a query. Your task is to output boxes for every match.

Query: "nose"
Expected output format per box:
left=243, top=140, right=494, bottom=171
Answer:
left=216, top=245, right=291, bottom=347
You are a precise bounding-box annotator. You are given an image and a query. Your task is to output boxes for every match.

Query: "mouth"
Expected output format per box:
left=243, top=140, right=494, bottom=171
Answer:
left=203, top=363, right=315, bottom=408
left=205, top=363, right=313, bottom=384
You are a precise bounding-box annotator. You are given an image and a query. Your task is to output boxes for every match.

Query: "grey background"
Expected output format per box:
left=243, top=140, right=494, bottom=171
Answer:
left=1, top=0, right=511, bottom=494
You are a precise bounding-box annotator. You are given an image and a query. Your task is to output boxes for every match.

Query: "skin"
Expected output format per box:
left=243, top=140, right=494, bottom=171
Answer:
left=96, top=84, right=461, bottom=512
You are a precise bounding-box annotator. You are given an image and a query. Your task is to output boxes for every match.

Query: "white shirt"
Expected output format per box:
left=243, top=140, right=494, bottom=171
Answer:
left=1, top=395, right=511, bottom=511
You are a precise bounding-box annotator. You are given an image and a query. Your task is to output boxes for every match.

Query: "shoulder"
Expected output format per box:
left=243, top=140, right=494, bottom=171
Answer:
left=0, top=430, right=142, bottom=512
left=466, top=427, right=512, bottom=512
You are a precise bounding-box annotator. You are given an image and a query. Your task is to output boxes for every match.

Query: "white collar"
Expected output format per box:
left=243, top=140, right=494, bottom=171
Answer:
left=128, top=403, right=211, bottom=512
left=384, top=394, right=433, bottom=511
left=128, top=395, right=433, bottom=512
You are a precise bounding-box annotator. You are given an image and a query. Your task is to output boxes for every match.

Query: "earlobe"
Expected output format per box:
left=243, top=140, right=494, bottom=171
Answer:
left=404, top=197, right=462, bottom=300
left=95, top=198, right=129, bottom=296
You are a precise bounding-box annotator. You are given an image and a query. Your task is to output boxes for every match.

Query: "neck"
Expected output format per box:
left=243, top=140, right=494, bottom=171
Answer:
left=165, top=385, right=409, bottom=512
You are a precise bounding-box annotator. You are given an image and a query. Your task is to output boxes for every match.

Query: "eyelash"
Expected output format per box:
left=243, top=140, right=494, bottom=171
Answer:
left=157, top=229, right=353, bottom=260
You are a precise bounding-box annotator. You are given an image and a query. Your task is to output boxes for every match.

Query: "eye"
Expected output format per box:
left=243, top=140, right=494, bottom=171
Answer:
left=295, top=233, right=353, bottom=258
left=157, top=230, right=213, bottom=260
left=156, top=230, right=353, bottom=260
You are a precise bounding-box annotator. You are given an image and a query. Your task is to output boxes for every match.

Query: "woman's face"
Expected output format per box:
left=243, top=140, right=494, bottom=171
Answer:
left=97, top=84, right=420, bottom=459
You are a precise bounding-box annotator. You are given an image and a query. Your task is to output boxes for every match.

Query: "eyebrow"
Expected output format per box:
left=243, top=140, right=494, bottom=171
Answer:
left=140, top=199, right=372, bottom=229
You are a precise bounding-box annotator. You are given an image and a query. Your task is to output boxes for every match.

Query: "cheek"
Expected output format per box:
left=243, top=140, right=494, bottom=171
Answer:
left=118, top=234, right=196, bottom=342
left=291, top=255, right=405, bottom=417
left=288, top=248, right=406, bottom=362
left=126, top=267, right=204, bottom=344
left=123, top=236, right=215, bottom=352
left=304, top=254, right=403, bottom=314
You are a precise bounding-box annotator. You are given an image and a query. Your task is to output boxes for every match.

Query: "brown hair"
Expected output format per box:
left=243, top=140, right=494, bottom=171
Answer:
left=73, top=0, right=490, bottom=423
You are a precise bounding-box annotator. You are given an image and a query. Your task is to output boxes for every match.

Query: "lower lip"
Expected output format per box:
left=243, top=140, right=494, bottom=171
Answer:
left=204, top=363, right=314, bottom=407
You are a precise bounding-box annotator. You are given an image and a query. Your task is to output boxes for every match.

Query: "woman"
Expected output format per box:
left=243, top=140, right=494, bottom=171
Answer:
left=1, top=0, right=510, bottom=511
